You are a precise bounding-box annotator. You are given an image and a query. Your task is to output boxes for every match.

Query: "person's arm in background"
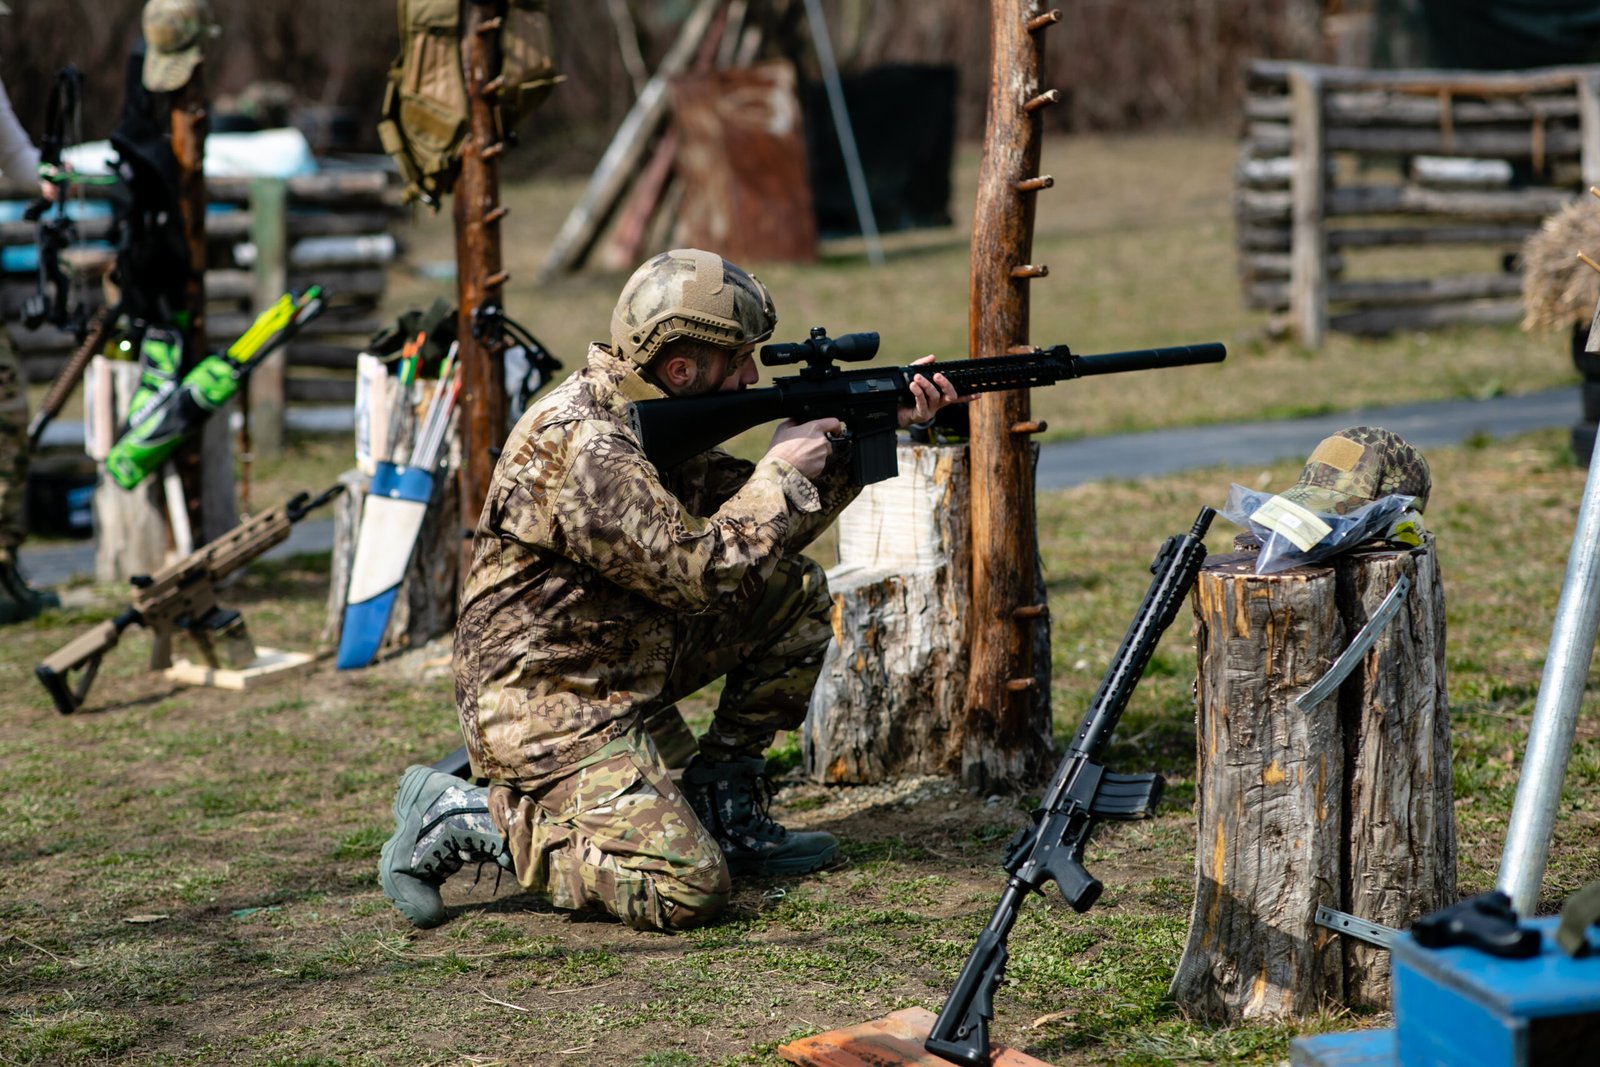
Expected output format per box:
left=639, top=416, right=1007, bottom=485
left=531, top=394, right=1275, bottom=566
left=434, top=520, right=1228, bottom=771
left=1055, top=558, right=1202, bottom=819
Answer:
left=0, top=77, right=41, bottom=191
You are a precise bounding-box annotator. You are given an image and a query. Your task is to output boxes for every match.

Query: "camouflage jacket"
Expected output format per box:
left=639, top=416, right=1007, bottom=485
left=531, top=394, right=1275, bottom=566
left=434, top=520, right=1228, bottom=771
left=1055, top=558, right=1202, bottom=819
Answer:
left=456, top=344, right=860, bottom=783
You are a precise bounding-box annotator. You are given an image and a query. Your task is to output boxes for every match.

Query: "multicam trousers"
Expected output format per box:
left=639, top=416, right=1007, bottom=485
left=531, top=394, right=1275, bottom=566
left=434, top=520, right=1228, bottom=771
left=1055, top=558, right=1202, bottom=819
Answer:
left=0, top=332, right=29, bottom=557
left=488, top=553, right=835, bottom=932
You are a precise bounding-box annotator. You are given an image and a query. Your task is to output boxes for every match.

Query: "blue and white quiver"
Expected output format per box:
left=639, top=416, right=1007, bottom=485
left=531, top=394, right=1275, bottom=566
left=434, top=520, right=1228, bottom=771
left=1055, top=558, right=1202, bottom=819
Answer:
left=336, top=462, right=435, bottom=670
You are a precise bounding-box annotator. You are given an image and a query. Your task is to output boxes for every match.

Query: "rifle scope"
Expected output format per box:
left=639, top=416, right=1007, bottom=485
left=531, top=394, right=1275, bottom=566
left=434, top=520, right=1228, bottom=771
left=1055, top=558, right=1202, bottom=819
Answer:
left=760, top=325, right=880, bottom=370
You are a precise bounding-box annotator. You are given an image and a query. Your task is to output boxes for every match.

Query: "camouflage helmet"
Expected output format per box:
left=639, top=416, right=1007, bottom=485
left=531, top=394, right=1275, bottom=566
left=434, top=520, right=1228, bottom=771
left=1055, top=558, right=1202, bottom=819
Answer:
left=610, top=248, right=776, bottom=366
left=1281, top=426, right=1432, bottom=515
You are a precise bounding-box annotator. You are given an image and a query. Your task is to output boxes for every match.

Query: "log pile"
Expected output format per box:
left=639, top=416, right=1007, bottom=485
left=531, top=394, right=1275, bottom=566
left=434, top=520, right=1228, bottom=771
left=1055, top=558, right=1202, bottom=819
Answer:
left=1236, top=60, right=1600, bottom=344
left=3, top=166, right=405, bottom=407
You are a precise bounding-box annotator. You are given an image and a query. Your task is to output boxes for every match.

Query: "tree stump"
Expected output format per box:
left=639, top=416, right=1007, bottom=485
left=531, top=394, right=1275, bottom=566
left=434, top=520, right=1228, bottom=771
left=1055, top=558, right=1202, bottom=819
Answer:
left=1170, top=537, right=1454, bottom=1022
left=321, top=428, right=462, bottom=661
left=801, top=443, right=973, bottom=783
left=86, top=358, right=169, bottom=581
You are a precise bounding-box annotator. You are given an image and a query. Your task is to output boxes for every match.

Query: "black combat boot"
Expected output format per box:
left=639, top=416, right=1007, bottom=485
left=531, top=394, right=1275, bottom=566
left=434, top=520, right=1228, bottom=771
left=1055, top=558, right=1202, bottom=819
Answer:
left=380, top=765, right=512, bottom=928
left=683, top=755, right=838, bottom=876
left=0, top=556, right=58, bottom=625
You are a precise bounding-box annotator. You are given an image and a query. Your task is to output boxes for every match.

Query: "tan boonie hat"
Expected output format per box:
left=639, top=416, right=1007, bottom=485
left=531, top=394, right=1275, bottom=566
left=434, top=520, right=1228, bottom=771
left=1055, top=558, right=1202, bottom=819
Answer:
left=1280, top=426, right=1432, bottom=516
left=142, top=0, right=220, bottom=93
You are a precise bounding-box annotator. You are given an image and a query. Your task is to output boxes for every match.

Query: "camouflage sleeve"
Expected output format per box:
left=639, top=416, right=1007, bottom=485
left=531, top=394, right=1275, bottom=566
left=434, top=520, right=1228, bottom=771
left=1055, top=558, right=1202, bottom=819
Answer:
left=783, top=446, right=863, bottom=552
left=511, top=420, right=821, bottom=614
left=692, top=447, right=759, bottom=512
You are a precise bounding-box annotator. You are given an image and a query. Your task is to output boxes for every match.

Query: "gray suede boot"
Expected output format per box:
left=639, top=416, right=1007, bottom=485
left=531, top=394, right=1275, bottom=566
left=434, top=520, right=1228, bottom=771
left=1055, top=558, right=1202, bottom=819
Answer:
left=683, top=756, right=838, bottom=876
left=380, top=765, right=511, bottom=928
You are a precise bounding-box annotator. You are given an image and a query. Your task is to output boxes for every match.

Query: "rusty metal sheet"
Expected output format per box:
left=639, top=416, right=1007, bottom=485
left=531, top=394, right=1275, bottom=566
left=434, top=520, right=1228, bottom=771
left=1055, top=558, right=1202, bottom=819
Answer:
left=668, top=60, right=818, bottom=264
left=777, top=1007, right=1058, bottom=1067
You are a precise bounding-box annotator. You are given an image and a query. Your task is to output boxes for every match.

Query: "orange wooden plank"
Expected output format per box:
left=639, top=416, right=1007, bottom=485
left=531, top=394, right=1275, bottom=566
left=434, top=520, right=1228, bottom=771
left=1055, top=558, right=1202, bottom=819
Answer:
left=777, top=1007, right=1058, bottom=1067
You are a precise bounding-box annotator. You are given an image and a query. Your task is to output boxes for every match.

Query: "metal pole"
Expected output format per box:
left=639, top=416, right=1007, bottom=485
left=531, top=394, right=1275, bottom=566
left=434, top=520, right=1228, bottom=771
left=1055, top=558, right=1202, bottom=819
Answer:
left=801, top=0, right=884, bottom=265
left=1497, top=448, right=1600, bottom=913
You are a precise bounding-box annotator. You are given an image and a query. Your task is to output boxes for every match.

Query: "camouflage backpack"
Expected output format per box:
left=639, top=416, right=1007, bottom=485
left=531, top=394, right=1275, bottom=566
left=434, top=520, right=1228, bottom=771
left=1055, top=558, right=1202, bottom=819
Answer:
left=377, top=0, right=562, bottom=208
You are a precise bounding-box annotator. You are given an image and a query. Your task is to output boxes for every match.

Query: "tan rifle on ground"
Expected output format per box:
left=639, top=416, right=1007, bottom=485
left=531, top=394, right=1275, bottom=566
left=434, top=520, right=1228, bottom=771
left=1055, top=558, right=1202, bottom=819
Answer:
left=35, top=485, right=342, bottom=714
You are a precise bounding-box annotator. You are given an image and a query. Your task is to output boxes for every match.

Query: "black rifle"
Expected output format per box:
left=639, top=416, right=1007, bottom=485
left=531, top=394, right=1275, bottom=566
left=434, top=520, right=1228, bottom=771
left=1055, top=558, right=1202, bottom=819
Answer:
left=925, top=507, right=1216, bottom=1066
left=631, top=328, right=1226, bottom=485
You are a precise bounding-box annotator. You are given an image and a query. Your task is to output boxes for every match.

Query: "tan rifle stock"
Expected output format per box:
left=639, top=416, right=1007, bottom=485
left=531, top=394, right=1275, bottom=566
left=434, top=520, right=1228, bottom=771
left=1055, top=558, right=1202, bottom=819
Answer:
left=35, top=485, right=342, bottom=713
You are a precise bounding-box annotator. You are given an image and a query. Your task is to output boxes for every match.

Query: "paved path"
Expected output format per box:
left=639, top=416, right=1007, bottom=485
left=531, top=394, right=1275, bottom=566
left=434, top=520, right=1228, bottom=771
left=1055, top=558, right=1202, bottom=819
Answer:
left=20, top=387, right=1581, bottom=586
left=1035, top=386, right=1578, bottom=489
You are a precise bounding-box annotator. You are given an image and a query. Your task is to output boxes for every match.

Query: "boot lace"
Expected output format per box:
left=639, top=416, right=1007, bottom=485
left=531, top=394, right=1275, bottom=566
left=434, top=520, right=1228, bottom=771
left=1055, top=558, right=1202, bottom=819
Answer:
left=743, top=772, right=787, bottom=841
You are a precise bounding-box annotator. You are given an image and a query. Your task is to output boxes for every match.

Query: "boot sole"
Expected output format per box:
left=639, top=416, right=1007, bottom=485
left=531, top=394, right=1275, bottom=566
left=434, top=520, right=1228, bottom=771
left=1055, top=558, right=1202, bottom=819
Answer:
left=727, top=839, right=840, bottom=877
left=379, top=765, right=449, bottom=927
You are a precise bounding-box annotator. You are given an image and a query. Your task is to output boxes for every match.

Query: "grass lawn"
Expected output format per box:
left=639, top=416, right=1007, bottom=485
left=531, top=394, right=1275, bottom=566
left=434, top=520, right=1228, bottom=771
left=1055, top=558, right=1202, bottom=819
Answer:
left=4, top=130, right=1598, bottom=1064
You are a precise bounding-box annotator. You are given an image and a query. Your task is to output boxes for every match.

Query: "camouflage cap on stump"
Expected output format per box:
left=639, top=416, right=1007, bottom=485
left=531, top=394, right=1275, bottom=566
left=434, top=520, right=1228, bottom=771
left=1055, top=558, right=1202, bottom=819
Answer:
left=1280, top=425, right=1432, bottom=516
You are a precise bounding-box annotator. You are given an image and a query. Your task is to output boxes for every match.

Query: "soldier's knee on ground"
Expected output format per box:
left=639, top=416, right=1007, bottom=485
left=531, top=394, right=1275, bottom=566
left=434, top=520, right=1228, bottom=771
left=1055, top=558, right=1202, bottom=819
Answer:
left=651, top=858, right=732, bottom=932
left=548, top=841, right=730, bottom=932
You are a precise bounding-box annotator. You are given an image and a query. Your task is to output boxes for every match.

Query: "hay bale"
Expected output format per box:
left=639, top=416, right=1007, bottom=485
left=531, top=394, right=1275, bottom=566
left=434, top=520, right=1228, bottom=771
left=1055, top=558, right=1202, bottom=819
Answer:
left=1521, top=199, right=1600, bottom=332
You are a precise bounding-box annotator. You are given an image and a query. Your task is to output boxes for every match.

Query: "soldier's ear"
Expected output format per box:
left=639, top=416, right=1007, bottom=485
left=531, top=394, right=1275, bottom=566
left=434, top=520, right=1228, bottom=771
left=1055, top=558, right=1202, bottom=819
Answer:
left=658, top=353, right=698, bottom=391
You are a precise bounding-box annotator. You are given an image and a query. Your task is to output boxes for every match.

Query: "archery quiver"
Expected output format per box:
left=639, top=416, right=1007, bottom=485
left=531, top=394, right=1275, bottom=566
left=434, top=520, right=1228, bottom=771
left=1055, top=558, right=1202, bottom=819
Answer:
left=377, top=0, right=562, bottom=208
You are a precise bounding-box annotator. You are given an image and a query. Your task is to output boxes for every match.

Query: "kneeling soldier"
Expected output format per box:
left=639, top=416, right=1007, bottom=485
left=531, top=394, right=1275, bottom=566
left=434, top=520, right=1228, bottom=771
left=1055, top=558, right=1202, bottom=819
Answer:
left=381, top=249, right=960, bottom=931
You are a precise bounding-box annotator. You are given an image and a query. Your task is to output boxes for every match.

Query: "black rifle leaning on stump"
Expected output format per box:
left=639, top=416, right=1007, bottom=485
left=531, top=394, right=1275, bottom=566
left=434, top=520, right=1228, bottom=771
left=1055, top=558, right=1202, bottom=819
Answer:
left=34, top=487, right=343, bottom=715
left=632, top=328, right=1227, bottom=485
left=925, top=507, right=1216, bottom=1066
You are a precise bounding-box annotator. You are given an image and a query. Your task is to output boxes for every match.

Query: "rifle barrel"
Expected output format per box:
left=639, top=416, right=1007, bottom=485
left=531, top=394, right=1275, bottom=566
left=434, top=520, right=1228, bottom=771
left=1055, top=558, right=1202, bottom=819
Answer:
left=1066, top=342, right=1227, bottom=378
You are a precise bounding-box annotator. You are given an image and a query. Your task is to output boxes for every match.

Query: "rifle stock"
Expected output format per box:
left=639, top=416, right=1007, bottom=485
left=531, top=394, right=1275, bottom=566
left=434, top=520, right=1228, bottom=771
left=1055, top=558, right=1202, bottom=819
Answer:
left=926, top=508, right=1215, bottom=1064
left=631, top=335, right=1225, bottom=484
left=35, top=610, right=139, bottom=715
left=34, top=486, right=342, bottom=713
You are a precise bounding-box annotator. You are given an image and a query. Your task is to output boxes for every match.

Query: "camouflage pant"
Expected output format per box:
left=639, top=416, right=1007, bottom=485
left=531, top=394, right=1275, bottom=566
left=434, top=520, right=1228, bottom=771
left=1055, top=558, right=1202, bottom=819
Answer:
left=489, top=553, right=835, bottom=932
left=0, top=333, right=29, bottom=557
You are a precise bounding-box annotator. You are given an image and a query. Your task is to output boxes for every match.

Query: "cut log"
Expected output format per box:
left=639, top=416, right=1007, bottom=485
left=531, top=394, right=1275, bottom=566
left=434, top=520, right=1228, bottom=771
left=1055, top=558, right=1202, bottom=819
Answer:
left=1409, top=156, right=1514, bottom=189
left=1169, top=551, right=1347, bottom=1023
left=1328, top=297, right=1523, bottom=334
left=1336, top=544, right=1455, bottom=1008
left=1247, top=121, right=1584, bottom=159
left=802, top=443, right=971, bottom=783
left=1249, top=271, right=1525, bottom=310
left=86, top=358, right=171, bottom=581
left=1170, top=538, right=1454, bottom=1022
left=1248, top=59, right=1592, bottom=96
left=1247, top=90, right=1583, bottom=126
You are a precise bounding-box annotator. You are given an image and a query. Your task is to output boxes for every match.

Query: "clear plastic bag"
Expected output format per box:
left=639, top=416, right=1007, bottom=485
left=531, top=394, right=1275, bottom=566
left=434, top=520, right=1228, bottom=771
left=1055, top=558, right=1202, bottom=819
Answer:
left=1219, top=484, right=1425, bottom=574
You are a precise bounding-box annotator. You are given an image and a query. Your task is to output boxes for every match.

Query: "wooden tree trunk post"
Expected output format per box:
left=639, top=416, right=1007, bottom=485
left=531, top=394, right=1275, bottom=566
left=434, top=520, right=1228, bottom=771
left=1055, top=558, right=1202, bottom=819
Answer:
left=1170, top=539, right=1455, bottom=1022
left=960, top=0, right=1059, bottom=790
left=455, top=0, right=510, bottom=565
left=247, top=177, right=290, bottom=459
left=802, top=443, right=971, bottom=783
left=1289, top=64, right=1328, bottom=349
left=169, top=75, right=238, bottom=546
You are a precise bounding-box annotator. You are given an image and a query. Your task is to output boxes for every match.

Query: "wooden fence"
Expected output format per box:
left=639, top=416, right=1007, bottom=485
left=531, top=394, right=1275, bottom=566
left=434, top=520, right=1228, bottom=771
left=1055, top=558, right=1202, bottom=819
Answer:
left=2, top=165, right=405, bottom=418
left=1235, top=60, right=1600, bottom=345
